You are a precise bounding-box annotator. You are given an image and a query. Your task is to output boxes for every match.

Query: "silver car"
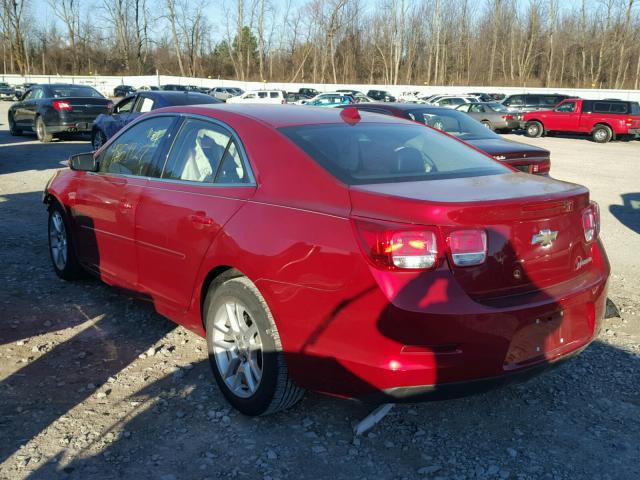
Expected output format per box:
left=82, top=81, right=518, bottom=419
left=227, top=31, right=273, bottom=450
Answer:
left=456, top=102, right=520, bottom=132
left=209, top=87, right=238, bottom=101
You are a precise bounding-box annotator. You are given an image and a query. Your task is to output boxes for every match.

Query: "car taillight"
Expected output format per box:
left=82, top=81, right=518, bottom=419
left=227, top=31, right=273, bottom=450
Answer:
left=447, top=230, right=487, bottom=267
left=502, top=115, right=514, bottom=120
left=531, top=159, right=551, bottom=174
left=52, top=100, right=72, bottom=111
left=353, top=219, right=439, bottom=271
left=582, top=201, right=600, bottom=242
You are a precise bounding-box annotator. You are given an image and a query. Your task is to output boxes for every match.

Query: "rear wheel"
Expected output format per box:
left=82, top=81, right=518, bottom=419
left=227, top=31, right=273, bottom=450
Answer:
left=36, top=116, right=53, bottom=143
left=481, top=120, right=494, bottom=131
left=91, top=129, right=107, bottom=150
left=525, top=121, right=543, bottom=138
left=48, top=202, right=85, bottom=280
left=8, top=113, right=22, bottom=135
left=592, top=125, right=612, bottom=143
left=204, top=276, right=304, bottom=416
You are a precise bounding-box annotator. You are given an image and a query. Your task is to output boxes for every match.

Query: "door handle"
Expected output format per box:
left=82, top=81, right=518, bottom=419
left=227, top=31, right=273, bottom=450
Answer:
left=189, top=212, right=214, bottom=226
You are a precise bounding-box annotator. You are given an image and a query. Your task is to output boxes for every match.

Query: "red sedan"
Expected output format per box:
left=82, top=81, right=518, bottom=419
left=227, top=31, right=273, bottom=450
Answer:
left=44, top=105, right=610, bottom=416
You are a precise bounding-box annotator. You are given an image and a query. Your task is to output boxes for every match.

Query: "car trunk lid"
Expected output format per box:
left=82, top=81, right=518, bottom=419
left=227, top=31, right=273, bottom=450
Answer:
left=59, top=97, right=112, bottom=120
left=349, top=173, right=592, bottom=300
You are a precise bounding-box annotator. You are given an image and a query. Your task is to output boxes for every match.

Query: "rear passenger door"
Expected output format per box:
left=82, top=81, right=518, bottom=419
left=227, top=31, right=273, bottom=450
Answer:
left=135, top=117, right=257, bottom=314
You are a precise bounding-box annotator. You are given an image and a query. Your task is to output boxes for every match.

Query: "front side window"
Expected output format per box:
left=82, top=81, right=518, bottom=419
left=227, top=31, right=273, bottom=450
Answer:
left=269, top=92, right=280, bottom=98
left=258, top=92, right=268, bottom=98
left=115, top=97, right=135, bottom=114
left=32, top=88, right=44, bottom=100
left=505, top=95, right=524, bottom=106
left=469, top=104, right=485, bottom=113
left=99, top=116, right=173, bottom=176
left=162, top=118, right=247, bottom=184
left=555, top=102, right=576, bottom=113
left=280, top=122, right=508, bottom=185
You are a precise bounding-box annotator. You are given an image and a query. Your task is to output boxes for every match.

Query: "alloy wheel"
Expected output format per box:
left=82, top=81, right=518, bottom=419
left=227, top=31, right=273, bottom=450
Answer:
left=212, top=300, right=263, bottom=398
left=49, top=210, right=68, bottom=271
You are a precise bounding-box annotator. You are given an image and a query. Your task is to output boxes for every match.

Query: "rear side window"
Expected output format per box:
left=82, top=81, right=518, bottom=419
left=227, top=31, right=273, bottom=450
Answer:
left=631, top=103, right=640, bottom=115
left=162, top=118, right=248, bottom=184
left=280, top=123, right=508, bottom=185
left=135, top=96, right=154, bottom=113
left=525, top=96, right=540, bottom=106
left=505, top=95, right=523, bottom=106
left=592, top=102, right=630, bottom=113
left=99, top=116, right=174, bottom=177
left=269, top=92, right=279, bottom=98
left=258, top=92, right=267, bottom=98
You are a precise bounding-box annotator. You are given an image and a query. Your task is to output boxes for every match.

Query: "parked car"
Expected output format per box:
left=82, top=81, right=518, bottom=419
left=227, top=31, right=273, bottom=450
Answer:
left=209, top=87, right=239, bottom=101
left=137, top=85, right=160, bottom=91
left=456, top=102, right=520, bottom=132
left=345, top=103, right=551, bottom=175
left=14, top=82, right=36, bottom=99
left=161, top=84, right=189, bottom=91
left=522, top=98, right=640, bottom=143
left=113, top=85, right=136, bottom=97
left=8, top=83, right=112, bottom=143
left=367, top=89, right=396, bottom=102
left=297, top=87, right=320, bottom=98
left=226, top=90, right=286, bottom=104
left=502, top=94, right=575, bottom=115
left=0, top=82, right=16, bottom=100
left=91, top=91, right=221, bottom=149
left=303, top=93, right=355, bottom=107
left=466, top=92, right=494, bottom=102
left=431, top=96, right=479, bottom=108
left=44, top=104, right=609, bottom=416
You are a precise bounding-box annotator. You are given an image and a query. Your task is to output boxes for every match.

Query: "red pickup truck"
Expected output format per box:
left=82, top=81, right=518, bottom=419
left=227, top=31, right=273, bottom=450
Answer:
left=522, top=98, right=640, bottom=143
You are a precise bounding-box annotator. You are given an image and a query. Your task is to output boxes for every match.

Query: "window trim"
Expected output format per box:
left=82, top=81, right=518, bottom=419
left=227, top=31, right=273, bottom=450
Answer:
left=152, top=113, right=256, bottom=188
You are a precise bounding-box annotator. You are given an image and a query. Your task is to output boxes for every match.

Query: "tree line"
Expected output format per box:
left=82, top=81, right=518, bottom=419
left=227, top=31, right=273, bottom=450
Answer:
left=2, top=0, right=639, bottom=89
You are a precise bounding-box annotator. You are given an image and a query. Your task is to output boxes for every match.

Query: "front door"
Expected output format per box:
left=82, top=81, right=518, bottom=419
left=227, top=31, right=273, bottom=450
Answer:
left=544, top=101, right=579, bottom=130
left=135, top=117, right=256, bottom=312
left=70, top=115, right=176, bottom=289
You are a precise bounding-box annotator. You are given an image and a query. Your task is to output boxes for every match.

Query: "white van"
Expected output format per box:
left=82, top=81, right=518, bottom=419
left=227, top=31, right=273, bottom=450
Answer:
left=226, top=90, right=286, bottom=104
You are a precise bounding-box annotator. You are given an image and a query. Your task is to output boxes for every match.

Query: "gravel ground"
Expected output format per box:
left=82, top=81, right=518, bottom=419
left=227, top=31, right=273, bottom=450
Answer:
left=0, top=102, right=639, bottom=480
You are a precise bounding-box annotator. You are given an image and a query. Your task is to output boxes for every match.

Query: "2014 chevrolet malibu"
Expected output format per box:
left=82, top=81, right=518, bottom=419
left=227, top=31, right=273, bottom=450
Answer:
left=44, top=105, right=610, bottom=416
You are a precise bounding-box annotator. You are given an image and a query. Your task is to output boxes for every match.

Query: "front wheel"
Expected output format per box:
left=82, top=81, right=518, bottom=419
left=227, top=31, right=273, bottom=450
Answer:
left=48, top=202, right=85, bottom=280
left=525, top=121, right=543, bottom=138
left=592, top=125, right=612, bottom=143
left=91, top=129, right=107, bottom=150
left=36, top=116, right=53, bottom=143
left=205, top=276, right=304, bottom=416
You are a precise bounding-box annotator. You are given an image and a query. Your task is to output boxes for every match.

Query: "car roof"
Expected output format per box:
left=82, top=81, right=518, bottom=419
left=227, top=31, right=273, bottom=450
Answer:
left=153, top=104, right=414, bottom=128
left=351, top=102, right=449, bottom=112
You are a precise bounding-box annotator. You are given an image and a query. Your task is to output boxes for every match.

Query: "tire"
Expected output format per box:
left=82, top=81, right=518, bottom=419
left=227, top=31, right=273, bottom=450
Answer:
left=8, top=113, right=22, bottom=135
left=481, top=120, right=494, bottom=131
left=48, top=202, right=85, bottom=281
left=91, top=129, right=107, bottom=150
left=36, top=116, right=53, bottom=143
left=525, top=121, right=543, bottom=138
left=204, top=276, right=304, bottom=416
left=592, top=125, right=612, bottom=143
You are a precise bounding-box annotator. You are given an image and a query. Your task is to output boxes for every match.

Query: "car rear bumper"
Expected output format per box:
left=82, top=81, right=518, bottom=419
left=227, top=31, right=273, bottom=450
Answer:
left=270, top=240, right=610, bottom=401
left=47, top=121, right=93, bottom=133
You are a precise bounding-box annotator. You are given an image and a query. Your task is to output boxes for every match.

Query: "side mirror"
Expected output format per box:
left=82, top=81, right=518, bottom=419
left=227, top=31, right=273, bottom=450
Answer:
left=69, top=152, right=98, bottom=172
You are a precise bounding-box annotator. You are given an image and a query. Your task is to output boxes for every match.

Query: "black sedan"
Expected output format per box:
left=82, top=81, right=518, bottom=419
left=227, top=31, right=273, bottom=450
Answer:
left=8, top=84, right=113, bottom=143
left=113, top=85, right=136, bottom=97
left=91, top=90, right=221, bottom=149
left=343, top=103, right=551, bottom=175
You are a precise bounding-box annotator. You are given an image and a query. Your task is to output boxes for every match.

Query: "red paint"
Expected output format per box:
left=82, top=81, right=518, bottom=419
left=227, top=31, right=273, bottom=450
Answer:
left=46, top=105, right=610, bottom=400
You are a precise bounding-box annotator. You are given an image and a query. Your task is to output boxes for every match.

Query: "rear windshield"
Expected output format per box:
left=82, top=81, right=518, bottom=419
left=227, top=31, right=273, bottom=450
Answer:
left=279, top=123, right=508, bottom=185
left=49, top=85, right=104, bottom=98
left=486, top=102, right=508, bottom=112
left=406, top=108, right=499, bottom=141
left=167, top=93, right=219, bottom=106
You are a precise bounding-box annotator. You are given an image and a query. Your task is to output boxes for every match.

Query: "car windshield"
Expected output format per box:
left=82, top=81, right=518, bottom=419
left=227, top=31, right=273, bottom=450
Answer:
left=49, top=86, right=104, bottom=98
left=279, top=122, right=507, bottom=185
left=485, top=102, right=508, bottom=113
left=406, top=108, right=500, bottom=140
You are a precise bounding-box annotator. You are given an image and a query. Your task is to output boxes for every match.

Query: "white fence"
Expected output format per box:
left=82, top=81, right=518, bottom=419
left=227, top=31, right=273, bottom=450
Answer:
left=2, top=73, right=639, bottom=101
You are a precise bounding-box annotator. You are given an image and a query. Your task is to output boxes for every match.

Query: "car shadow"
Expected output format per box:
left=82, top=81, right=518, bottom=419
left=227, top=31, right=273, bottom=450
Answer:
left=0, top=129, right=91, bottom=175
left=609, top=193, right=640, bottom=235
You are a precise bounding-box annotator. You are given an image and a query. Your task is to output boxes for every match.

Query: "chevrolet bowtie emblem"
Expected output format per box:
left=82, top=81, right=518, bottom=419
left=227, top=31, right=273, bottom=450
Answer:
left=531, top=229, right=558, bottom=247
